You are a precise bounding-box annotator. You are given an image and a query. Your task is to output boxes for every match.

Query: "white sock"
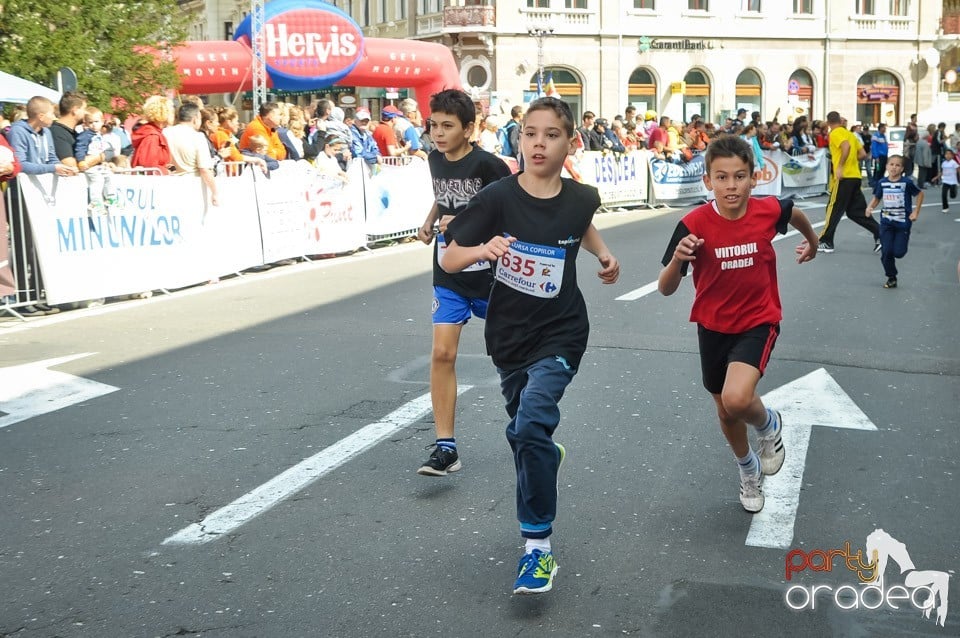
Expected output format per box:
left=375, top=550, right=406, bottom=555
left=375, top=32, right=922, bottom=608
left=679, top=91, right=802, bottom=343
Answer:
left=525, top=537, right=552, bottom=554
left=737, top=449, right=761, bottom=478
left=753, top=408, right=778, bottom=438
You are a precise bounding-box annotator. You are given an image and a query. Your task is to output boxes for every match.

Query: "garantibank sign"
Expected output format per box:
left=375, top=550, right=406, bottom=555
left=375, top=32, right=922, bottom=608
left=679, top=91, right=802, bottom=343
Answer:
left=234, top=0, right=364, bottom=91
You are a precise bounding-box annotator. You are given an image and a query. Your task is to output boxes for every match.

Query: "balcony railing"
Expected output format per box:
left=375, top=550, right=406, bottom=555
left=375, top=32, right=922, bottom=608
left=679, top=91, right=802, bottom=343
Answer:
left=444, top=5, right=495, bottom=29
left=520, top=8, right=597, bottom=32
left=416, top=13, right=444, bottom=36
left=847, top=15, right=915, bottom=33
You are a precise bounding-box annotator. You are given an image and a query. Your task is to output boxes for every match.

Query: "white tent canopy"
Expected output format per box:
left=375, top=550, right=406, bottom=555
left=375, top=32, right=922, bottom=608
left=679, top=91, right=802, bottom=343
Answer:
left=0, top=70, right=60, bottom=104
left=914, top=102, right=960, bottom=127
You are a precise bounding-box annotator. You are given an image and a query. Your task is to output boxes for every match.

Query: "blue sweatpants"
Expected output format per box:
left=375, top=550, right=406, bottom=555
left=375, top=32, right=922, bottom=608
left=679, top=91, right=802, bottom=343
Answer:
left=879, top=221, right=910, bottom=278
left=498, top=355, right=577, bottom=540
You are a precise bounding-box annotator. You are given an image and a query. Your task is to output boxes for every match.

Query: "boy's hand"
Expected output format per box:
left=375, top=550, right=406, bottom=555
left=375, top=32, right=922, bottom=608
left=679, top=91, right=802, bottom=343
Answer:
left=596, top=253, right=620, bottom=284
left=417, top=223, right=435, bottom=245
left=795, top=239, right=818, bottom=263
left=908, top=212, right=919, bottom=222
left=673, top=234, right=703, bottom=262
left=865, top=207, right=874, bottom=217
left=480, top=235, right=515, bottom=261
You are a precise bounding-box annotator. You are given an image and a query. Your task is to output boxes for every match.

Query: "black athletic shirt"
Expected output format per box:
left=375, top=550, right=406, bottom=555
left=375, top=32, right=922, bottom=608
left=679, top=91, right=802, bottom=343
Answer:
left=428, top=146, right=511, bottom=298
left=445, top=175, right=599, bottom=371
left=50, top=121, right=78, bottom=162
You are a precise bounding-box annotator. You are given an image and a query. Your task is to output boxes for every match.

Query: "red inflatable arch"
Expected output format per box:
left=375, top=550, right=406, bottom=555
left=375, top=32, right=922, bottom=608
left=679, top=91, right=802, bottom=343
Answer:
left=172, top=37, right=460, bottom=117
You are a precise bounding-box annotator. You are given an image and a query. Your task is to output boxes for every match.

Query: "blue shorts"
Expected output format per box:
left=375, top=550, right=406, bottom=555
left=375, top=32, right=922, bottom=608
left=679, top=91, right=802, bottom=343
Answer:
left=432, top=286, right=488, bottom=325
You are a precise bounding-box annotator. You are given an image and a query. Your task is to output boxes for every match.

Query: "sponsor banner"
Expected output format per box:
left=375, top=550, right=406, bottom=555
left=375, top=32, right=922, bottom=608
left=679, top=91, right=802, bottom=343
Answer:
left=781, top=148, right=829, bottom=189
left=648, top=154, right=709, bottom=203
left=363, top=158, right=433, bottom=238
left=19, top=172, right=263, bottom=304
left=578, top=151, right=649, bottom=206
left=257, top=161, right=366, bottom=262
left=753, top=151, right=782, bottom=197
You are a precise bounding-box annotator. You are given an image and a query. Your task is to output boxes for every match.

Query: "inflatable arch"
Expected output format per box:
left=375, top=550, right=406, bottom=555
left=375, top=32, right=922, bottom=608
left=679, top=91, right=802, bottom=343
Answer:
left=171, top=0, right=460, bottom=116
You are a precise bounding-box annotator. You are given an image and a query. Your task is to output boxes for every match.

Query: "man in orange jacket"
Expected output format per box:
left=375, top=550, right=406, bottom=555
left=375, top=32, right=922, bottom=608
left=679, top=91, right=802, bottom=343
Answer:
left=239, top=102, right=287, bottom=160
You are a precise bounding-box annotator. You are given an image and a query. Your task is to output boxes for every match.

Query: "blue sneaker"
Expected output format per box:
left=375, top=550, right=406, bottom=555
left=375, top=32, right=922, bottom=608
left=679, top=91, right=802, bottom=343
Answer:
left=513, top=549, right=558, bottom=594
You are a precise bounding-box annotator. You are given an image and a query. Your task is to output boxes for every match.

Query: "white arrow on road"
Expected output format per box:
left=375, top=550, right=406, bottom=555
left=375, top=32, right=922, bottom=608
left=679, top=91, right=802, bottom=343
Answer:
left=0, top=353, right=119, bottom=429
left=746, top=368, right=877, bottom=549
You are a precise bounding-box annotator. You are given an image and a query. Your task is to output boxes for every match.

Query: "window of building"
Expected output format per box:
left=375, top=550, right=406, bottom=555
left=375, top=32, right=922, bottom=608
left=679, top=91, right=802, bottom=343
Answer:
left=224, top=21, right=234, bottom=40
left=793, top=0, right=813, bottom=13
left=565, top=0, right=588, bottom=8
left=683, top=69, right=711, bottom=121
left=628, top=67, right=658, bottom=115
left=380, top=0, right=388, bottom=21
left=634, top=0, right=655, bottom=8
left=397, top=0, right=406, bottom=19
left=742, top=0, right=760, bottom=11
left=688, top=0, right=708, bottom=9
left=527, top=0, right=550, bottom=7
left=889, top=0, right=908, bottom=16
left=363, top=0, right=370, bottom=26
left=856, top=0, right=875, bottom=14
left=421, top=0, right=442, bottom=11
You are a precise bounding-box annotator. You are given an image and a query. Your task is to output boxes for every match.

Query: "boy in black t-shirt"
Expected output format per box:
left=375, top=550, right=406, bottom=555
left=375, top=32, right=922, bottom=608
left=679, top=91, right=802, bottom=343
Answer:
left=415, top=90, right=512, bottom=477
left=658, top=134, right=819, bottom=514
left=442, top=97, right=620, bottom=594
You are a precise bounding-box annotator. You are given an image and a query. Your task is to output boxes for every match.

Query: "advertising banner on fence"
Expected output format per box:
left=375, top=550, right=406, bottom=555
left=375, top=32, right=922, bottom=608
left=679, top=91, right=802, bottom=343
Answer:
left=0, top=194, right=14, bottom=297
left=577, top=151, right=649, bottom=207
left=363, top=158, right=433, bottom=239
left=781, top=149, right=829, bottom=193
left=18, top=172, right=263, bottom=304
left=753, top=151, right=782, bottom=197
left=256, top=160, right=366, bottom=262
left=648, top=155, right=709, bottom=204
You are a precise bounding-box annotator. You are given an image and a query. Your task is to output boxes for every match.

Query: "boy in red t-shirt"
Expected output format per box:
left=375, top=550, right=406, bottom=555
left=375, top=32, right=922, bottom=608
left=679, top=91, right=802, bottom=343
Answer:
left=657, top=134, right=819, bottom=513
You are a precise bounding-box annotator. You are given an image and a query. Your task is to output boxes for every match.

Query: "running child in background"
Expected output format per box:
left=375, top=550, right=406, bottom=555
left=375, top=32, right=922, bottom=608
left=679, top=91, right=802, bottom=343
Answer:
left=441, top=97, right=620, bottom=594
left=866, top=155, right=923, bottom=289
left=414, top=89, right=512, bottom=477
left=940, top=148, right=959, bottom=214
left=658, top=134, right=819, bottom=514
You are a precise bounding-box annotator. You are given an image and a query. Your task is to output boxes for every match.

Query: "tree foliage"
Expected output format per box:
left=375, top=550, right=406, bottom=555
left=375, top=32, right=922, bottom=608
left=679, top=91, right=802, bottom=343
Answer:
left=0, top=0, right=189, bottom=115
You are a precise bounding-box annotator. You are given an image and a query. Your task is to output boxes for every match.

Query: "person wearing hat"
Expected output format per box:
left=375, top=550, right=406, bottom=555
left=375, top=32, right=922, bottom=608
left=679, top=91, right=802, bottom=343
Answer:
left=373, top=105, right=409, bottom=157
left=348, top=106, right=381, bottom=166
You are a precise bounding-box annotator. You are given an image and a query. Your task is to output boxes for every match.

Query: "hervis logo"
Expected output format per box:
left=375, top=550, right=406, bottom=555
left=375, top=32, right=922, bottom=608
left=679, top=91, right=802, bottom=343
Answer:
left=234, top=0, right=363, bottom=90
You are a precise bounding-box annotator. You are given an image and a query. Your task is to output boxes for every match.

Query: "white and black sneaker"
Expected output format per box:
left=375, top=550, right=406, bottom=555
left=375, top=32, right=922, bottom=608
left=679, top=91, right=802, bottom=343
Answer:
left=739, top=472, right=764, bottom=513
left=757, top=410, right=785, bottom=475
left=417, top=445, right=462, bottom=476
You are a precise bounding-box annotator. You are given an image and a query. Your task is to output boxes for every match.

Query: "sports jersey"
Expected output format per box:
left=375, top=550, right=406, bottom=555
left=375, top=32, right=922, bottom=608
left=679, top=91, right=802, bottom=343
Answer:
left=829, top=126, right=861, bottom=179
left=660, top=196, right=792, bottom=334
left=429, top=146, right=511, bottom=299
left=871, top=176, right=921, bottom=225
left=445, top=176, right=599, bottom=371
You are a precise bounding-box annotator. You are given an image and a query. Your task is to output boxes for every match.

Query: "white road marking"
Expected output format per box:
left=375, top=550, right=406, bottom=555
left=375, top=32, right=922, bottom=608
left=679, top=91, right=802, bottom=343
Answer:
left=0, top=353, right=119, bottom=429
left=617, top=220, right=826, bottom=301
left=162, top=385, right=473, bottom=545
left=746, top=368, right=877, bottom=550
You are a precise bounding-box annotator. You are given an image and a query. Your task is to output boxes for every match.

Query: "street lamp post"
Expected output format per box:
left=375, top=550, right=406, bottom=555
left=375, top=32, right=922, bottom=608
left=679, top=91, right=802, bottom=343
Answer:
left=528, top=25, right=554, bottom=93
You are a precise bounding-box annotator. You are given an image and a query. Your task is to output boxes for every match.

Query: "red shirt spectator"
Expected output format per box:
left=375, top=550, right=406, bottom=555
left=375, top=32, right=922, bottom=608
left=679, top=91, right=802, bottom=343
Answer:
left=372, top=106, right=403, bottom=157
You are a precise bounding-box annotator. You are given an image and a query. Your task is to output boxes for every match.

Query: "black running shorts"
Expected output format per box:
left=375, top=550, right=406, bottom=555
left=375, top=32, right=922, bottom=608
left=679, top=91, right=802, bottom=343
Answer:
left=697, top=323, right=780, bottom=395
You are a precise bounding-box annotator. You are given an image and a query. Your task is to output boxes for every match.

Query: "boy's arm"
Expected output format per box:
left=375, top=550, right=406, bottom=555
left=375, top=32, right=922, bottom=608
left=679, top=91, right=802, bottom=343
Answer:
left=865, top=195, right=880, bottom=216
left=582, top=223, right=620, bottom=284
left=440, top=236, right=514, bottom=274
left=418, top=202, right=440, bottom=244
left=790, top=209, right=819, bottom=263
left=910, top=191, right=924, bottom=221
left=658, top=232, right=702, bottom=296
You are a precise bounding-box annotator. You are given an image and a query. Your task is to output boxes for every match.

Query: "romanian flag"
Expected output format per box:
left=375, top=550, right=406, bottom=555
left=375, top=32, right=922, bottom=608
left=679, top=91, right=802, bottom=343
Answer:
left=545, top=72, right=561, bottom=99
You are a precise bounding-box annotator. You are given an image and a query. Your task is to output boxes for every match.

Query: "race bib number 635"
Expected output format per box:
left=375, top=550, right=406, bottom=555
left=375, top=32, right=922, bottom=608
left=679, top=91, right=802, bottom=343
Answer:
left=495, top=238, right=565, bottom=298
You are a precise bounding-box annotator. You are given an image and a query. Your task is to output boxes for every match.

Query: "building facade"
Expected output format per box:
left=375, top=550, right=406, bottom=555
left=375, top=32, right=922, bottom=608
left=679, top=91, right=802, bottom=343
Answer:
left=183, top=0, right=947, bottom=126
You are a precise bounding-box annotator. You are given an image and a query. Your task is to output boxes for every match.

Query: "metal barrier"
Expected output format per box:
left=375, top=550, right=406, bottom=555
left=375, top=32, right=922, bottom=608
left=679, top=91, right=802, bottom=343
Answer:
left=114, top=167, right=165, bottom=176
left=215, top=161, right=249, bottom=177
left=1, top=182, right=42, bottom=319
left=379, top=156, right=420, bottom=167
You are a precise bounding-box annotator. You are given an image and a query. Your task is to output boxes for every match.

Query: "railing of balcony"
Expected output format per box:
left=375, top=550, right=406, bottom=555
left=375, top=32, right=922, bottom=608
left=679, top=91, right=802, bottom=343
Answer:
left=416, top=13, right=444, bottom=35
left=444, top=5, right=495, bottom=29
left=520, top=8, right=596, bottom=31
left=847, top=15, right=915, bottom=33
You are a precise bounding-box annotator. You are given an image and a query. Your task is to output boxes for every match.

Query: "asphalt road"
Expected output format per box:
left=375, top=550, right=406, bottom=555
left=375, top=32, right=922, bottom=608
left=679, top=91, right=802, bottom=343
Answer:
left=1, top=192, right=958, bottom=638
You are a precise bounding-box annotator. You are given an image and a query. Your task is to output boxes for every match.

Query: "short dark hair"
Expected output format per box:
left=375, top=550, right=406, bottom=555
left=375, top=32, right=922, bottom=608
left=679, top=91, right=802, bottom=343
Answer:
left=705, top=134, right=755, bottom=175
left=429, top=89, right=477, bottom=127
left=177, top=102, right=200, bottom=123
left=59, top=91, right=87, bottom=116
left=826, top=111, right=841, bottom=124
left=525, top=97, right=575, bottom=138
left=259, top=101, right=279, bottom=117
left=625, top=105, right=636, bottom=114
left=511, top=105, right=523, bottom=118
left=582, top=111, right=596, bottom=121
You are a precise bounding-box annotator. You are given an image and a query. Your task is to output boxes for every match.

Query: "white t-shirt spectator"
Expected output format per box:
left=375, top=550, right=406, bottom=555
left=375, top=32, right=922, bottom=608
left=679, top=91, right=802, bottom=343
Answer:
left=163, top=124, right=214, bottom=175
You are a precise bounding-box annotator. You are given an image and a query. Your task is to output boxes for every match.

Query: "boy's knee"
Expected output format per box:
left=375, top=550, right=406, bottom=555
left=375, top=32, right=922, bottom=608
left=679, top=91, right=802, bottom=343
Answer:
left=720, top=387, right=753, bottom=419
left=431, top=345, right=458, bottom=367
